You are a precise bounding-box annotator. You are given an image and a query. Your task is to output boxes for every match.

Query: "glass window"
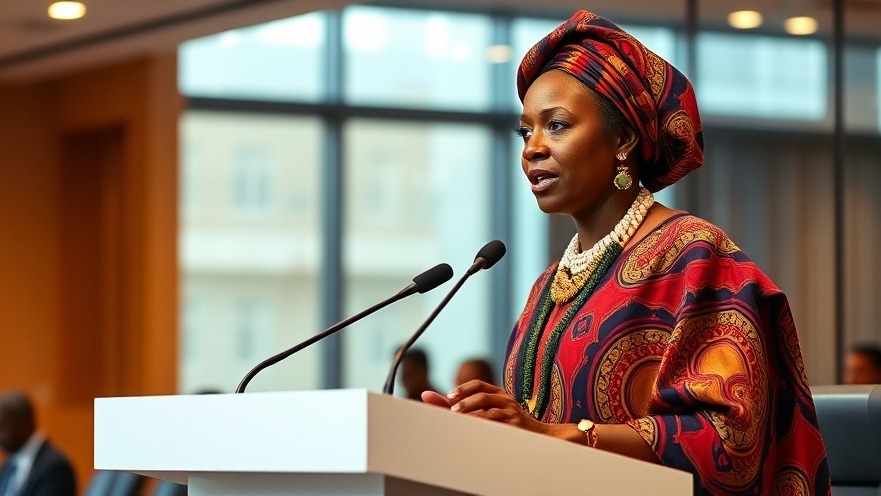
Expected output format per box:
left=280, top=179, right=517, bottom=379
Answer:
left=231, top=146, right=274, bottom=215
left=342, top=120, right=492, bottom=394
left=234, top=299, right=274, bottom=362
left=840, top=45, right=878, bottom=133
left=652, top=184, right=677, bottom=210
left=697, top=33, right=827, bottom=120
left=181, top=142, right=199, bottom=216
left=181, top=297, right=198, bottom=362
left=179, top=111, right=323, bottom=393
left=509, top=137, right=549, bottom=318
left=344, top=7, right=494, bottom=110
left=511, top=18, right=566, bottom=110
left=179, top=13, right=326, bottom=102
left=619, top=24, right=678, bottom=63
left=511, top=17, right=564, bottom=63
left=875, top=48, right=881, bottom=131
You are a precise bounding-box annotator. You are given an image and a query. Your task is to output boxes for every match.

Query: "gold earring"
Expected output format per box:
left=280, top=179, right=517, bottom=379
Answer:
left=614, top=153, right=632, bottom=190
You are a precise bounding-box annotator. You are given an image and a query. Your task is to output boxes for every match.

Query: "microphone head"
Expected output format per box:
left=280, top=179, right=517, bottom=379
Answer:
left=412, top=263, right=454, bottom=293
left=474, top=240, right=507, bottom=270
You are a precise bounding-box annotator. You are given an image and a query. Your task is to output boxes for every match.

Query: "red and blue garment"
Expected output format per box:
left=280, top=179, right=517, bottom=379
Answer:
left=504, top=214, right=831, bottom=495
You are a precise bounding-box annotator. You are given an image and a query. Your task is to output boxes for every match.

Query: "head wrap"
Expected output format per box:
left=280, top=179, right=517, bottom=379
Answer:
left=517, top=11, right=703, bottom=192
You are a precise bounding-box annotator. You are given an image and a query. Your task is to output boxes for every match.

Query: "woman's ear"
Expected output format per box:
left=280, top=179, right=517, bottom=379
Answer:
left=616, top=125, right=639, bottom=159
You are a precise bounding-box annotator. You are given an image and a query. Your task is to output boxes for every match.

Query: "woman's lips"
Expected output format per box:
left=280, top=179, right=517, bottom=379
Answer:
left=532, top=176, right=559, bottom=193
left=528, top=169, right=559, bottom=193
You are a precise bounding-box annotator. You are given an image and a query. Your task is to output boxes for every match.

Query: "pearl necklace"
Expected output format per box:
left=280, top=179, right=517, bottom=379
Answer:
left=550, top=188, right=654, bottom=303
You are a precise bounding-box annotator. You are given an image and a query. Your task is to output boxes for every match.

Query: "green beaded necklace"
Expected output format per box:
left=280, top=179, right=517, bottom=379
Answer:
left=518, top=243, right=622, bottom=419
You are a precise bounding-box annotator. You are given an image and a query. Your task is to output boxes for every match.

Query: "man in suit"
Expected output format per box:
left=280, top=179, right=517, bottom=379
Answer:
left=0, top=390, right=76, bottom=496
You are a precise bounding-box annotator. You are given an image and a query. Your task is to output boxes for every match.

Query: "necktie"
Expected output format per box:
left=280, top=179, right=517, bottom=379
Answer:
left=0, top=459, right=17, bottom=496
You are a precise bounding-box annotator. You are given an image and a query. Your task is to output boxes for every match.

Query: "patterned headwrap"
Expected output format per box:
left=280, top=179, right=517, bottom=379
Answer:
left=517, top=11, right=703, bottom=192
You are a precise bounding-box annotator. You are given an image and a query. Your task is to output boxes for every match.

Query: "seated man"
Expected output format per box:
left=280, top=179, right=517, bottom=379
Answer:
left=455, top=358, right=496, bottom=387
left=0, top=390, right=76, bottom=496
left=399, top=348, right=436, bottom=401
left=844, top=343, right=881, bottom=385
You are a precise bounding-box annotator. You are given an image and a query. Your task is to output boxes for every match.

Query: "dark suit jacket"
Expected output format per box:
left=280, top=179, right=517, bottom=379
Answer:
left=7, top=439, right=77, bottom=496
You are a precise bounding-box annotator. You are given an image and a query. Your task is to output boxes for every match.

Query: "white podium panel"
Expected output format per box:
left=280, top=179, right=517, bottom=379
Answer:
left=95, top=390, right=692, bottom=495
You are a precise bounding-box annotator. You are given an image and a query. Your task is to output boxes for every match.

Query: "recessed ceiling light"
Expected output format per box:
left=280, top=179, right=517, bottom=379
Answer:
left=48, top=2, right=86, bottom=20
left=728, top=10, right=763, bottom=30
left=784, top=16, right=818, bottom=35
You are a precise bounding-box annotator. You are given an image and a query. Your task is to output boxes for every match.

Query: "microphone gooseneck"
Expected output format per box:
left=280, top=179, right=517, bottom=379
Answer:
left=235, top=263, right=453, bottom=393
left=382, top=240, right=507, bottom=396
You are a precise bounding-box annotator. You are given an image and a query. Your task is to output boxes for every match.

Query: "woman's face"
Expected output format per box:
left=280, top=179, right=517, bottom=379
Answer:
left=518, top=69, right=623, bottom=219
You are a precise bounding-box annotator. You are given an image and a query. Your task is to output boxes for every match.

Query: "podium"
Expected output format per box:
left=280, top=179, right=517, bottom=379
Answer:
left=94, top=390, right=692, bottom=495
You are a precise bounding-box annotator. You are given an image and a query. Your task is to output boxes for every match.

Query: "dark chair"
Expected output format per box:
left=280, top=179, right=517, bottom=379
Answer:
left=152, top=480, right=187, bottom=496
left=811, top=385, right=881, bottom=496
left=84, top=470, right=146, bottom=496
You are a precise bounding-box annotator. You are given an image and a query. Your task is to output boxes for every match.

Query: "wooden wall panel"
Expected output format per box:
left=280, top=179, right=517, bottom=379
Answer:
left=0, top=52, right=181, bottom=492
left=58, top=127, right=127, bottom=404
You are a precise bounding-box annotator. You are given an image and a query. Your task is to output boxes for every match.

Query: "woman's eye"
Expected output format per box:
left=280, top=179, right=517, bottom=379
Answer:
left=547, top=120, right=568, bottom=132
left=514, top=127, right=531, bottom=141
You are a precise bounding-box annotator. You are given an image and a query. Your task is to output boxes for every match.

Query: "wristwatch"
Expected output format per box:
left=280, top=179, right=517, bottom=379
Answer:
left=577, top=419, right=598, bottom=448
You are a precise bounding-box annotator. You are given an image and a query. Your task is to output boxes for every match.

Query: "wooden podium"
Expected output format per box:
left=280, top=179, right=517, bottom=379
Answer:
left=94, top=390, right=692, bottom=495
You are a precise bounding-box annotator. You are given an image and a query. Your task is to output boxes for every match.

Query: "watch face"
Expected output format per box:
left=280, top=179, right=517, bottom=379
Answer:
left=578, top=419, right=594, bottom=432
left=577, top=419, right=598, bottom=448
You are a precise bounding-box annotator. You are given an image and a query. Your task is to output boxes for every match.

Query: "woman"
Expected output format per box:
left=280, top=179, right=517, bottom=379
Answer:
left=422, top=10, right=831, bottom=495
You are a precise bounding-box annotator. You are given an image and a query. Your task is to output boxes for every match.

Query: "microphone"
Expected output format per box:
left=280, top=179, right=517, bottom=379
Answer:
left=382, top=240, right=506, bottom=396
left=235, top=263, right=454, bottom=393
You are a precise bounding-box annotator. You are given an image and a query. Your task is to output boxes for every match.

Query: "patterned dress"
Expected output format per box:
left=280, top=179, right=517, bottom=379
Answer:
left=504, top=214, right=831, bottom=495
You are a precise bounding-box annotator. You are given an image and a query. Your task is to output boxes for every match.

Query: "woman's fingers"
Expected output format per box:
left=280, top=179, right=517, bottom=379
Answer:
left=439, top=388, right=546, bottom=434
left=452, top=391, right=518, bottom=414
left=446, top=380, right=503, bottom=402
left=466, top=407, right=536, bottom=429
left=421, top=390, right=453, bottom=408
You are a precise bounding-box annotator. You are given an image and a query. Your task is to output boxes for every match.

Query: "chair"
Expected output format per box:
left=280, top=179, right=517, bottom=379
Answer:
left=811, top=385, right=881, bottom=496
left=84, top=470, right=145, bottom=496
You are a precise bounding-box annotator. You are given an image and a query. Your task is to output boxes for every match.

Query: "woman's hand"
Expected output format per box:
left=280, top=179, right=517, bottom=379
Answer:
left=422, top=380, right=551, bottom=435
left=422, top=381, right=663, bottom=461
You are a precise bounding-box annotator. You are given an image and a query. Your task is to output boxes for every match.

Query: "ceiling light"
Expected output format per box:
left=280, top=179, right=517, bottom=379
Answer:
left=784, top=16, right=818, bottom=36
left=727, top=10, right=763, bottom=30
left=48, top=2, right=86, bottom=20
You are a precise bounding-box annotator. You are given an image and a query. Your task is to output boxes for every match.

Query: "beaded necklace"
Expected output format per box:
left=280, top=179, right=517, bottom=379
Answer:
left=551, top=188, right=653, bottom=303
left=517, top=188, right=654, bottom=419
left=518, top=245, right=620, bottom=418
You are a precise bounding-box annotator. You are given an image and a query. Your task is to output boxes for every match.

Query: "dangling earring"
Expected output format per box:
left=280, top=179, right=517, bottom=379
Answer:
left=614, top=152, right=632, bottom=190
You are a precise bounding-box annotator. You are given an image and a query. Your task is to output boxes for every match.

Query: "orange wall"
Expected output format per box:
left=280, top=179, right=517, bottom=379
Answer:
left=0, top=53, right=181, bottom=491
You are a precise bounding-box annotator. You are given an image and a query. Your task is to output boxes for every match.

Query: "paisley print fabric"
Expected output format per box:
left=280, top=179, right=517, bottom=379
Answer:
left=505, top=214, right=831, bottom=495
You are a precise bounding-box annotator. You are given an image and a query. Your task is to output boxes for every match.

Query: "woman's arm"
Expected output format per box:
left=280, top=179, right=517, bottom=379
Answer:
left=424, top=382, right=659, bottom=463
left=545, top=422, right=660, bottom=463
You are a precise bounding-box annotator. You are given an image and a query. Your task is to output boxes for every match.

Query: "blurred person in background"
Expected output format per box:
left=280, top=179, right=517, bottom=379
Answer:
left=455, top=358, right=496, bottom=387
left=843, top=343, right=881, bottom=385
left=0, top=390, right=76, bottom=496
left=399, top=348, right=436, bottom=401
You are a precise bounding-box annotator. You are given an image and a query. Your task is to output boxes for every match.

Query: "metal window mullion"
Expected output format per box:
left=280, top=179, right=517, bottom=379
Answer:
left=489, top=15, right=515, bottom=372
left=320, top=9, right=345, bottom=389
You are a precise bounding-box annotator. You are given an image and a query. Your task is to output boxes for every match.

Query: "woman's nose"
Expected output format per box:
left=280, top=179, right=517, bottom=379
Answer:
left=522, top=134, right=549, bottom=161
